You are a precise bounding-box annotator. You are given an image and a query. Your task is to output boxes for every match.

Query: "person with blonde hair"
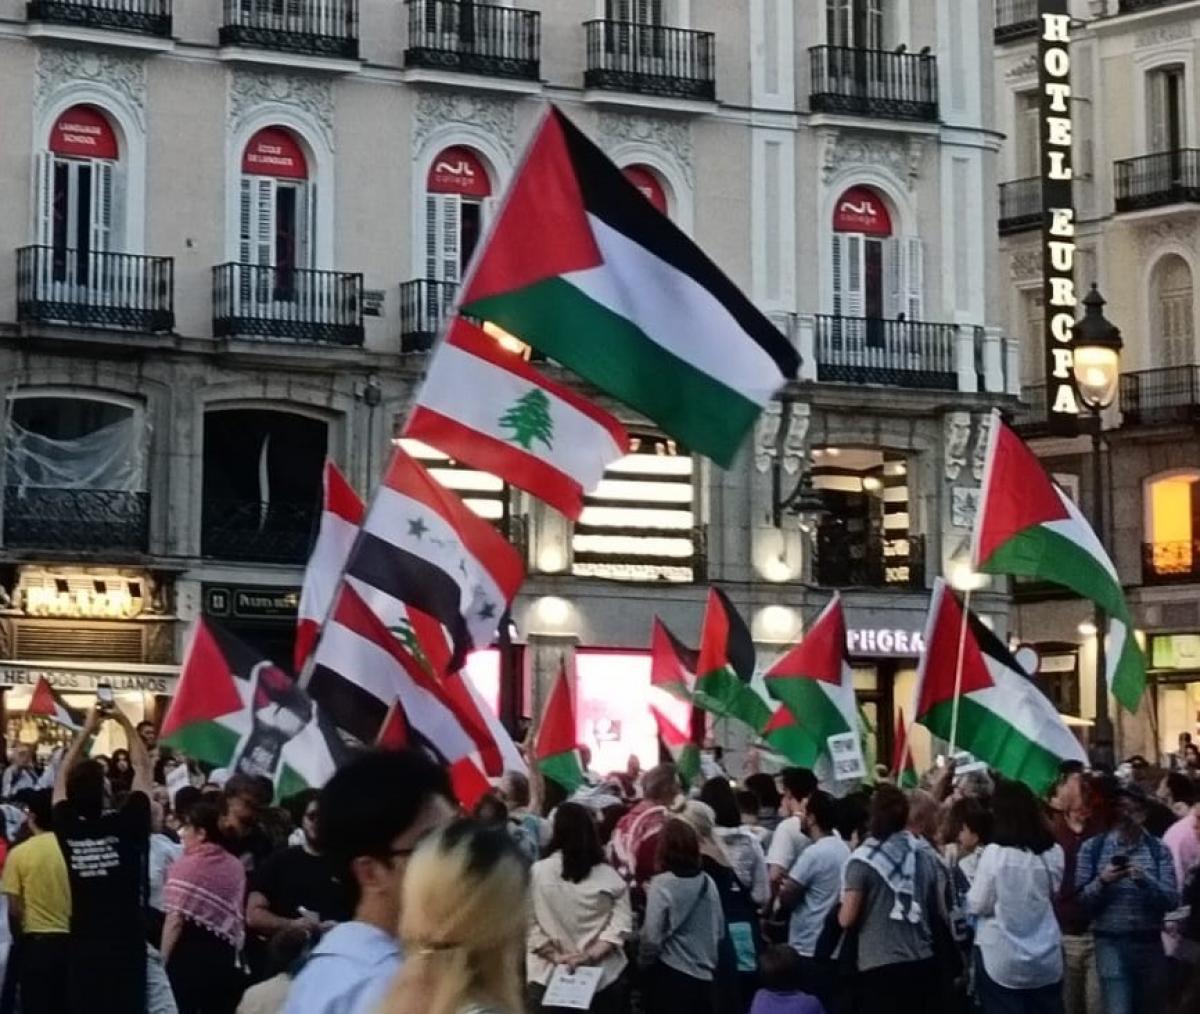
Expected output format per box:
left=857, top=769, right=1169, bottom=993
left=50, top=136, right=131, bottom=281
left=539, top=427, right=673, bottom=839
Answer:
left=381, top=819, right=529, bottom=1014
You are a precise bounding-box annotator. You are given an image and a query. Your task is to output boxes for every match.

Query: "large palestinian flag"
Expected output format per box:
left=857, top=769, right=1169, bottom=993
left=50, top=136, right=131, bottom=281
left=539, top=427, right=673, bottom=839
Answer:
left=162, top=619, right=347, bottom=798
left=915, top=579, right=1087, bottom=795
left=27, top=676, right=82, bottom=731
left=459, top=106, right=798, bottom=467
left=695, top=588, right=772, bottom=733
left=973, top=412, right=1144, bottom=711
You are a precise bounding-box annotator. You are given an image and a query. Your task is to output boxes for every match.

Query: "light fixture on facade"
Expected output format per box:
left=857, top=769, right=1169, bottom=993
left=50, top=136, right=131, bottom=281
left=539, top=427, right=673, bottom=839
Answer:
left=758, top=605, right=798, bottom=641
left=535, top=595, right=571, bottom=628
left=862, top=475, right=883, bottom=493
left=538, top=545, right=567, bottom=574
left=1077, top=619, right=1098, bottom=638
left=948, top=562, right=985, bottom=592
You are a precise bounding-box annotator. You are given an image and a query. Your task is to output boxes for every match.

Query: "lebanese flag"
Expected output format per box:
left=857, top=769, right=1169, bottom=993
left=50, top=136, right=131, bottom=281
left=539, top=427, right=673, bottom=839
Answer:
left=295, top=460, right=364, bottom=672
left=343, top=446, right=524, bottom=673
left=694, top=588, right=771, bottom=733
left=459, top=106, right=797, bottom=468
left=914, top=579, right=1087, bottom=795
left=405, top=317, right=628, bottom=519
left=649, top=617, right=702, bottom=785
left=535, top=664, right=585, bottom=794
left=764, top=594, right=859, bottom=770
left=972, top=411, right=1144, bottom=711
left=27, top=676, right=82, bottom=731
left=892, top=709, right=919, bottom=789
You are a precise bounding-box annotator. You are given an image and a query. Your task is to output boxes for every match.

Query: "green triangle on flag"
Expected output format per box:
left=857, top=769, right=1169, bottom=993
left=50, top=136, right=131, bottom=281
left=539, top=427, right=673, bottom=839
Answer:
left=535, top=663, right=585, bottom=794
left=695, top=587, right=771, bottom=734
left=892, top=708, right=919, bottom=789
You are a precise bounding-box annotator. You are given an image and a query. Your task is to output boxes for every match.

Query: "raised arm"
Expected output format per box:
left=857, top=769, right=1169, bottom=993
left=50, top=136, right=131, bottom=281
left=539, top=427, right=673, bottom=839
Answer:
left=53, top=707, right=103, bottom=805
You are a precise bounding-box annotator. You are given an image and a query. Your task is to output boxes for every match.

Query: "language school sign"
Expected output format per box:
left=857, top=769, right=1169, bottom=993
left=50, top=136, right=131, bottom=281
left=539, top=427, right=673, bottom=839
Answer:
left=1040, top=1, right=1080, bottom=435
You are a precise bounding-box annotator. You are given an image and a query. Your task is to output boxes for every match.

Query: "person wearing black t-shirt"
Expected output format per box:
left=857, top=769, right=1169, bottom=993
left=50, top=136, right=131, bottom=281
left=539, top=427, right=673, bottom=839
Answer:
left=53, top=704, right=153, bottom=1014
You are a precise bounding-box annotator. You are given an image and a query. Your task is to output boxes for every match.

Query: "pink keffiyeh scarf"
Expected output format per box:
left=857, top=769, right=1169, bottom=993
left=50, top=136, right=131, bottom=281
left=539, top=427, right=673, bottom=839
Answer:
left=163, top=842, right=247, bottom=949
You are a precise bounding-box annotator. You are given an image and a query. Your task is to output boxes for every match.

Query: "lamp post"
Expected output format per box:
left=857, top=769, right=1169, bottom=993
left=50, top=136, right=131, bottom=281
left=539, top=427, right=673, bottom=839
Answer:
left=1072, top=284, right=1123, bottom=771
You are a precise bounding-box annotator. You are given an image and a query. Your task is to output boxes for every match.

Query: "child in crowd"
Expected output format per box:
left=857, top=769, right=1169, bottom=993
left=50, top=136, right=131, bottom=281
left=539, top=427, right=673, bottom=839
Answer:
left=749, top=945, right=826, bottom=1014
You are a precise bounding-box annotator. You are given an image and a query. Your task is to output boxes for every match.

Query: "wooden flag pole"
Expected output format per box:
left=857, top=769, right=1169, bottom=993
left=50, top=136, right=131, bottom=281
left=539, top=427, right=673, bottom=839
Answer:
left=947, top=588, right=973, bottom=759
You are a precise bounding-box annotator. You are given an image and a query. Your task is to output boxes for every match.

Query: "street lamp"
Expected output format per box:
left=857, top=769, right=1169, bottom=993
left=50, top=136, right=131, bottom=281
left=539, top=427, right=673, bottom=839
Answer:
left=1072, top=284, right=1123, bottom=770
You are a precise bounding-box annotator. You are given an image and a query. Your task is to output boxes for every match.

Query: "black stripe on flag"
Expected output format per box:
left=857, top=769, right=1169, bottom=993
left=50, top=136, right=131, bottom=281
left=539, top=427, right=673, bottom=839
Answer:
left=308, top=664, right=389, bottom=746
left=553, top=107, right=798, bottom=380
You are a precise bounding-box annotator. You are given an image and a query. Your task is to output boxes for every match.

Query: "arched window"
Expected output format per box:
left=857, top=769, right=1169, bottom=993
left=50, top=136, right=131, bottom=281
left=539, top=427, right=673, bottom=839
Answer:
left=1145, top=470, right=1200, bottom=579
left=623, top=164, right=670, bottom=216
left=827, top=0, right=883, bottom=49
left=1152, top=254, right=1194, bottom=367
left=240, top=127, right=313, bottom=278
left=425, top=145, right=493, bottom=285
left=831, top=185, right=921, bottom=322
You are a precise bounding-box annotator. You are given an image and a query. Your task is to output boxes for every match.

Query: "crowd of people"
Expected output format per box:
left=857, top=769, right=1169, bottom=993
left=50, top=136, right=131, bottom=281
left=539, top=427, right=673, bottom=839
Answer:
left=0, top=707, right=1198, bottom=1014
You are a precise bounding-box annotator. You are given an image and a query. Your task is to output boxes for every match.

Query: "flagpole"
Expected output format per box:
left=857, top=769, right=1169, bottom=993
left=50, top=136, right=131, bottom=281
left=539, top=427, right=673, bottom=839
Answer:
left=947, top=588, right=972, bottom=759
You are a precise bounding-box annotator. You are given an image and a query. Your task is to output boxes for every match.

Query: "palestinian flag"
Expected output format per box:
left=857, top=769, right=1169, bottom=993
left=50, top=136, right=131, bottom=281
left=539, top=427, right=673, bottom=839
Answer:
left=695, top=588, right=772, bottom=733
left=406, top=316, right=629, bottom=519
left=534, top=665, right=584, bottom=794
left=762, top=704, right=813, bottom=768
left=459, top=106, right=798, bottom=468
left=27, top=676, right=83, bottom=731
left=649, top=617, right=702, bottom=785
left=650, top=617, right=699, bottom=699
left=973, top=412, right=1145, bottom=711
left=892, top=709, right=919, bottom=789
left=914, top=579, right=1088, bottom=795
left=764, top=594, right=859, bottom=771
left=649, top=689, right=701, bottom=787
left=162, top=619, right=347, bottom=796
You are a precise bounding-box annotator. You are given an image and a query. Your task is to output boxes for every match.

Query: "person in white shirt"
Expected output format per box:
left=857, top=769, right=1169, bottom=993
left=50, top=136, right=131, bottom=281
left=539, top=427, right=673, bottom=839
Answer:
left=2, top=745, right=40, bottom=799
left=282, top=751, right=455, bottom=1014
left=699, top=778, right=770, bottom=909
left=766, top=769, right=818, bottom=893
left=966, top=780, right=1065, bottom=1014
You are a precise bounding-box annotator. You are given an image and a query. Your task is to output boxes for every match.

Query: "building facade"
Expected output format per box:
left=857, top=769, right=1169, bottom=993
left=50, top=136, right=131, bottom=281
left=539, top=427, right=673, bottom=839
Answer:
left=0, top=0, right=1011, bottom=770
left=996, top=0, right=1200, bottom=761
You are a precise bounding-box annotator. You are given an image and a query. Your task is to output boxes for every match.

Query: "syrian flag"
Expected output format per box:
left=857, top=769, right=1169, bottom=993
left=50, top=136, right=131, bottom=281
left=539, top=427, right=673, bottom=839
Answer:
left=973, top=412, right=1145, bottom=711
left=343, top=446, right=524, bottom=673
left=535, top=664, right=585, bottom=794
left=914, top=579, right=1088, bottom=795
left=405, top=316, right=629, bottom=519
left=892, top=708, right=919, bottom=789
left=459, top=106, right=798, bottom=468
left=26, top=676, right=82, bottom=731
left=162, top=619, right=347, bottom=796
left=764, top=594, right=860, bottom=772
left=295, top=460, right=364, bottom=672
left=695, top=588, right=772, bottom=733
left=649, top=617, right=702, bottom=785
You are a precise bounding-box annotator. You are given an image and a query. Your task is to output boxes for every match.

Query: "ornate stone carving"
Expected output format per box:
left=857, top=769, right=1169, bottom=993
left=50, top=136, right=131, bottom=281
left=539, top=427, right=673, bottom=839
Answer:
left=951, top=487, right=981, bottom=530
left=753, top=402, right=809, bottom=475
left=821, top=130, right=921, bottom=190
left=229, top=70, right=334, bottom=150
left=782, top=404, right=810, bottom=476
left=971, top=412, right=992, bottom=482
left=1009, top=247, right=1042, bottom=281
left=1133, top=216, right=1200, bottom=257
left=754, top=402, right=782, bottom=474
left=597, top=113, right=694, bottom=186
left=944, top=411, right=971, bottom=482
left=1136, top=23, right=1192, bottom=49
left=412, top=91, right=518, bottom=160
left=1005, top=54, right=1038, bottom=80
left=35, top=48, right=147, bottom=119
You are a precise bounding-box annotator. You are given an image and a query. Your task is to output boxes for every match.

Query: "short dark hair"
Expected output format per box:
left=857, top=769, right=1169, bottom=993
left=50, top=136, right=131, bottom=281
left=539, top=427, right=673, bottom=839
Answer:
left=744, top=773, right=781, bottom=811
left=282, top=788, right=321, bottom=827
left=643, top=763, right=681, bottom=805
left=318, top=750, right=452, bottom=905
left=949, top=796, right=992, bottom=843
left=136, top=720, right=156, bottom=734
left=805, top=790, right=837, bottom=835
left=656, top=818, right=701, bottom=876
left=735, top=789, right=760, bottom=817
left=867, top=784, right=909, bottom=840
left=758, top=943, right=804, bottom=992
left=225, top=773, right=271, bottom=808
left=66, top=760, right=106, bottom=820
left=549, top=802, right=604, bottom=884
left=173, top=786, right=202, bottom=820
left=699, top=777, right=742, bottom=828
left=990, top=779, right=1055, bottom=854
left=472, top=793, right=508, bottom=826
left=26, top=789, right=53, bottom=832
left=834, top=792, right=870, bottom=843
left=184, top=801, right=225, bottom=846
left=779, top=767, right=818, bottom=803
left=265, top=926, right=310, bottom=978
left=1165, top=771, right=1195, bottom=807
left=503, top=771, right=531, bottom=808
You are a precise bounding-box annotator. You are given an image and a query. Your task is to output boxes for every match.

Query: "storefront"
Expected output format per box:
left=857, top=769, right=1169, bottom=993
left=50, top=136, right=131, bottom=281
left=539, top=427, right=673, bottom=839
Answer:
left=203, top=582, right=301, bottom=671
left=1149, top=633, right=1200, bottom=754
left=844, top=622, right=926, bottom=773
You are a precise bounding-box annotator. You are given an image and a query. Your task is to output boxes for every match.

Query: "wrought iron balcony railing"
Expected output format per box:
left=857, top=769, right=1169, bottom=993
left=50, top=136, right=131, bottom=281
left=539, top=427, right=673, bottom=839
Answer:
left=813, top=315, right=959, bottom=390
left=1115, top=149, right=1200, bottom=213
left=27, top=0, right=171, bottom=36
left=1119, top=0, right=1190, bottom=12
left=584, top=20, right=716, bottom=102
left=1120, top=366, right=1200, bottom=426
left=220, top=0, right=358, bottom=59
left=404, top=0, right=539, bottom=80
left=399, top=278, right=457, bottom=352
left=17, top=246, right=174, bottom=333
left=4, top=487, right=149, bottom=553
left=809, top=45, right=938, bottom=122
left=201, top=499, right=317, bottom=565
left=999, top=177, right=1041, bottom=234
left=213, top=263, right=363, bottom=345
left=815, top=533, right=926, bottom=591
left=994, top=0, right=1039, bottom=42
left=1143, top=541, right=1200, bottom=585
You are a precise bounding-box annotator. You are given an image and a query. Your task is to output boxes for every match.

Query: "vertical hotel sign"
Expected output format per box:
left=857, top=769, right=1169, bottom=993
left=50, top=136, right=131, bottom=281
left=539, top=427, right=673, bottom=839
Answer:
left=1041, top=1, right=1079, bottom=434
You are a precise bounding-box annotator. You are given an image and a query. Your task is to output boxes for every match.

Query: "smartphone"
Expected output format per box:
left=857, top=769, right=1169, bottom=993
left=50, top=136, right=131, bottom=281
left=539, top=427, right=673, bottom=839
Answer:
left=1111, top=854, right=1129, bottom=870
left=96, top=683, right=115, bottom=711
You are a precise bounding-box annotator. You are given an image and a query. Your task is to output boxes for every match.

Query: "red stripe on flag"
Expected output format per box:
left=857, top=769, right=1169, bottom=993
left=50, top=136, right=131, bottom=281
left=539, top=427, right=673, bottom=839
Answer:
left=450, top=757, right=492, bottom=811
left=162, top=619, right=245, bottom=739
left=915, top=583, right=995, bottom=719
left=324, top=459, right=365, bottom=525
left=766, top=593, right=846, bottom=687
left=535, top=664, right=579, bottom=760
left=697, top=587, right=732, bottom=678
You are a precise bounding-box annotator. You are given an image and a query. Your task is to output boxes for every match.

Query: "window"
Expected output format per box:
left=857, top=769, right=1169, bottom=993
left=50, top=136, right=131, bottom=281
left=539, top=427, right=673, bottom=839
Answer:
left=1021, top=289, right=1044, bottom=384
left=623, top=164, right=670, bottom=216
left=240, top=127, right=314, bottom=292
left=425, top=146, right=493, bottom=286
left=831, top=186, right=921, bottom=322
left=572, top=432, right=697, bottom=582
left=396, top=438, right=509, bottom=532
left=1145, top=471, right=1200, bottom=577
left=606, top=0, right=665, bottom=25
left=1152, top=254, right=1195, bottom=368
left=827, top=0, right=883, bottom=49
left=1015, top=91, right=1040, bottom=178
left=1148, top=65, right=1186, bottom=154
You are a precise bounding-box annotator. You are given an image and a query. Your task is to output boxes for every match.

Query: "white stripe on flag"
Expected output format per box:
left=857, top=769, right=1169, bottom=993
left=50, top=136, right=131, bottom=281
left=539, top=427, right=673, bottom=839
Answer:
left=976, top=657, right=1088, bottom=764
left=1045, top=488, right=1119, bottom=584
left=297, top=509, right=359, bottom=629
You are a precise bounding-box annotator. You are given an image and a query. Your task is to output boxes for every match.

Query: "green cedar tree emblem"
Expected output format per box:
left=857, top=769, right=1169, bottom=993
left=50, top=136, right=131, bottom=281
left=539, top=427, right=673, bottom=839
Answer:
left=499, top=388, right=554, bottom=451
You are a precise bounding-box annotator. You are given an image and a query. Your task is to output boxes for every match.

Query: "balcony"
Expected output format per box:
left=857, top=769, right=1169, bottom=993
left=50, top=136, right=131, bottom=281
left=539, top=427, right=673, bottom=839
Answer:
left=812, top=315, right=959, bottom=390
left=1120, top=366, right=1200, bottom=426
left=1143, top=542, right=1200, bottom=585
left=815, top=533, right=926, bottom=591
left=220, top=0, right=357, bottom=59
left=999, top=177, right=1041, bottom=234
left=17, top=247, right=174, bottom=333
left=1114, top=150, right=1200, bottom=213
left=1119, top=0, right=1191, bottom=12
left=27, top=0, right=171, bottom=37
left=201, top=499, right=316, bottom=565
left=994, top=0, right=1039, bottom=42
left=584, top=20, right=716, bottom=102
left=213, top=263, right=363, bottom=346
left=404, top=0, right=539, bottom=82
left=4, top=487, right=149, bottom=554
left=399, top=278, right=456, bottom=352
left=809, top=46, right=938, bottom=122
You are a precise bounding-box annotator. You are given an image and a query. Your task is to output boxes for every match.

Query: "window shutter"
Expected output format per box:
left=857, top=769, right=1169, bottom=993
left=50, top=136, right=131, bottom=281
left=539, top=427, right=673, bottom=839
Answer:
left=904, top=237, right=923, bottom=321
left=255, top=178, right=276, bottom=268
left=90, top=161, right=114, bottom=255
left=883, top=237, right=902, bottom=319
left=303, top=181, right=317, bottom=269
left=34, top=152, right=55, bottom=248
left=424, top=194, right=440, bottom=281
left=440, top=194, right=462, bottom=283
left=843, top=234, right=864, bottom=318
left=1149, top=71, right=1169, bottom=153
left=239, top=178, right=253, bottom=266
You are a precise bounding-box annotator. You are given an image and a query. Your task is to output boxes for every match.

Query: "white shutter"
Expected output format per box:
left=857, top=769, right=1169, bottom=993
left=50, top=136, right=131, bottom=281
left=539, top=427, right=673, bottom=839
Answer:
left=442, top=195, right=461, bottom=282
left=90, top=161, right=114, bottom=254
left=34, top=152, right=54, bottom=247
left=831, top=233, right=843, bottom=316
left=254, top=178, right=276, bottom=267
left=842, top=234, right=865, bottom=318
left=1149, top=71, right=1169, bottom=153
left=302, top=180, right=317, bottom=269
left=239, top=178, right=254, bottom=266
left=883, top=237, right=902, bottom=319
left=904, top=237, right=924, bottom=321
left=424, top=194, right=439, bottom=280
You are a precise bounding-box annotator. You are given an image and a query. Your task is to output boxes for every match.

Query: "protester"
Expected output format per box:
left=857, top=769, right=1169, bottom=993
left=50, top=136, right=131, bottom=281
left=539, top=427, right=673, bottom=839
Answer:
left=744, top=773, right=783, bottom=836
left=639, top=819, right=724, bottom=1013
left=944, top=796, right=991, bottom=886
left=0, top=789, right=68, bottom=1014
left=162, top=801, right=248, bottom=1013
left=1159, top=771, right=1196, bottom=820
left=609, top=763, right=680, bottom=894
left=737, top=789, right=772, bottom=848
left=381, top=819, right=528, bottom=1014
left=282, top=750, right=455, bottom=1014
left=220, top=774, right=274, bottom=873
left=237, top=927, right=309, bottom=1014
left=1164, top=800, right=1200, bottom=994
left=1077, top=782, right=1179, bottom=1014
left=2, top=746, right=39, bottom=799
left=111, top=748, right=135, bottom=795
left=527, top=802, right=632, bottom=1013
left=767, top=769, right=817, bottom=890
left=53, top=705, right=153, bottom=1013
left=701, top=777, right=770, bottom=908
left=967, top=780, right=1064, bottom=1013
left=749, top=944, right=827, bottom=1014
left=149, top=798, right=184, bottom=945
left=498, top=770, right=550, bottom=863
